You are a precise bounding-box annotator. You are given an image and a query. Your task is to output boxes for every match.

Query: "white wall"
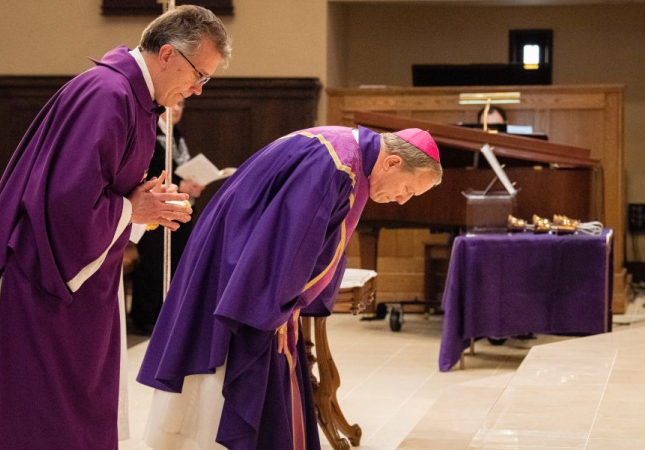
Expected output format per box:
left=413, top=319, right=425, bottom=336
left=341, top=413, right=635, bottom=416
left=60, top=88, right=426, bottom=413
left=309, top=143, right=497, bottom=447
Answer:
left=0, top=0, right=328, bottom=79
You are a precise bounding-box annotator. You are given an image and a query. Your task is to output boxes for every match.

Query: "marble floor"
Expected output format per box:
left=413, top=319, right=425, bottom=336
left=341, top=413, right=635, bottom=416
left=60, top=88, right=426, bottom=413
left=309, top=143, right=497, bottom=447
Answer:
left=119, top=296, right=645, bottom=450
left=399, top=323, right=645, bottom=449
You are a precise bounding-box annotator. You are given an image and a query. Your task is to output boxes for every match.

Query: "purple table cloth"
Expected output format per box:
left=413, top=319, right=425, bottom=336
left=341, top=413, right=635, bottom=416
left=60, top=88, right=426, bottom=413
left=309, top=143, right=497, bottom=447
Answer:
left=439, top=230, right=613, bottom=372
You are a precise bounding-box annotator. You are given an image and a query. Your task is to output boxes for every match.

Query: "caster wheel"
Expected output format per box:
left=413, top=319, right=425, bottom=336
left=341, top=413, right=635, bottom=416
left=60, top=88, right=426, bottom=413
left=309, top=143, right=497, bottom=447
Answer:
left=390, top=308, right=402, bottom=332
left=487, top=337, right=507, bottom=346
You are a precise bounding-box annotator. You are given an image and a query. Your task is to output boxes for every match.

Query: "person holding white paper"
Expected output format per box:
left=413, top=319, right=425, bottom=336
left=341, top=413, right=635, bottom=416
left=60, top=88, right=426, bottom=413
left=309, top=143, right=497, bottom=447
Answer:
left=160, top=100, right=206, bottom=201
left=174, top=153, right=236, bottom=186
left=130, top=99, right=206, bottom=335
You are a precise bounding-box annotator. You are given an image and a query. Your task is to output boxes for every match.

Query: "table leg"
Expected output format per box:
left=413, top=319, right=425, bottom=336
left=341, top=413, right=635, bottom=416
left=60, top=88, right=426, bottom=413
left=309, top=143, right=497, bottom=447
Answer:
left=458, top=338, right=476, bottom=370
left=303, top=316, right=318, bottom=386
left=302, top=317, right=362, bottom=449
left=357, top=227, right=380, bottom=314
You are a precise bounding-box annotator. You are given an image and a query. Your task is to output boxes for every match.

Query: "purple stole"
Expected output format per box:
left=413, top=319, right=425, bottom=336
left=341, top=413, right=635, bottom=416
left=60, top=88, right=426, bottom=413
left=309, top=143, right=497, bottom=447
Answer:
left=283, top=127, right=370, bottom=450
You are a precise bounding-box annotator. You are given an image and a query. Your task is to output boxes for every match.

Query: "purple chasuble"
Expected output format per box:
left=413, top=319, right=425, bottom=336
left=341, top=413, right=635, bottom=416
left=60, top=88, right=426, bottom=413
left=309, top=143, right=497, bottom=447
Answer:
left=138, top=126, right=380, bottom=449
left=0, top=46, right=157, bottom=449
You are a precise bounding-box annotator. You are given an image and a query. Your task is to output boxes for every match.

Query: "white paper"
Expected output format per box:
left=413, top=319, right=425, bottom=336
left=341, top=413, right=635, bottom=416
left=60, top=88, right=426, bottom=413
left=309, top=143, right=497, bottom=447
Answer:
left=506, top=124, right=534, bottom=134
left=175, top=153, right=235, bottom=186
left=340, top=269, right=378, bottom=289
left=480, top=144, right=517, bottom=195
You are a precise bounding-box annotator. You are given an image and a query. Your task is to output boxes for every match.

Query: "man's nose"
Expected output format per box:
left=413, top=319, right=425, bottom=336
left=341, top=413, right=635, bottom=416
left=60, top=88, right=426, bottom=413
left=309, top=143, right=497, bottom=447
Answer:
left=396, top=193, right=413, bottom=205
left=191, top=83, right=203, bottom=96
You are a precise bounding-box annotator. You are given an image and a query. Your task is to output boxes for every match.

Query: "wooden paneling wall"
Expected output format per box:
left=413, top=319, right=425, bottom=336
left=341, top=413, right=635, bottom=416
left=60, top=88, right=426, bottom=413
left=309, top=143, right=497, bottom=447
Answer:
left=0, top=77, right=72, bottom=173
left=328, top=84, right=630, bottom=313
left=0, top=76, right=321, bottom=215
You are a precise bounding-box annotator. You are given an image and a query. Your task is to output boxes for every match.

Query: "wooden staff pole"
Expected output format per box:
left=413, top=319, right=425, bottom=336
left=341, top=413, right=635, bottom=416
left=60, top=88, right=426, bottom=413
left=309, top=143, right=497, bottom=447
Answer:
left=159, top=0, right=176, bottom=300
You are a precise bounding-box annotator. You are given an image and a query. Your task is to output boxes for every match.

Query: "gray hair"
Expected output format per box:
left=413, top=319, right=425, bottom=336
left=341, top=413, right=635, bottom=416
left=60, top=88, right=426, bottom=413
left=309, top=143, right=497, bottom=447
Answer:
left=380, top=132, right=443, bottom=186
left=139, top=5, right=232, bottom=68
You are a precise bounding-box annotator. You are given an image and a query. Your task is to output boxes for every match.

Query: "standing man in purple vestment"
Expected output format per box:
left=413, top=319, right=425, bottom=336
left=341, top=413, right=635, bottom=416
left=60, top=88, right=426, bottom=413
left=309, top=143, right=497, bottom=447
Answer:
left=0, top=6, right=230, bottom=449
left=137, top=126, right=443, bottom=450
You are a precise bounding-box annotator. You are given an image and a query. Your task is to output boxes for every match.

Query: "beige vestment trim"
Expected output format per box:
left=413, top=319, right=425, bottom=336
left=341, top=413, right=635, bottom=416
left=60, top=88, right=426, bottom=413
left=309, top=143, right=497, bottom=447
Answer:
left=66, top=198, right=132, bottom=292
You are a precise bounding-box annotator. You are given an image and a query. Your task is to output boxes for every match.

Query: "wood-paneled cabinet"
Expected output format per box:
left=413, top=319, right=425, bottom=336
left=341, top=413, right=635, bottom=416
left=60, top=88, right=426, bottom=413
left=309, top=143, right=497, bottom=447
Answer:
left=328, top=84, right=630, bottom=313
left=0, top=76, right=320, bottom=217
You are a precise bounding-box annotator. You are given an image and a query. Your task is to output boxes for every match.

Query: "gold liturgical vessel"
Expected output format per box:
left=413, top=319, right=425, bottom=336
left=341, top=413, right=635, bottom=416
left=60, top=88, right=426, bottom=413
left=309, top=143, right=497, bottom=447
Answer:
left=507, top=214, right=603, bottom=236
left=532, top=215, right=553, bottom=233
left=552, top=215, right=579, bottom=234
left=507, top=215, right=529, bottom=232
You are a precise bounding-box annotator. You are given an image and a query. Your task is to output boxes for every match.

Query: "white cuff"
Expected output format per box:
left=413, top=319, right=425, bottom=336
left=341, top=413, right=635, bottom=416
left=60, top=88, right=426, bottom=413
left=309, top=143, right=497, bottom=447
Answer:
left=66, top=197, right=133, bottom=293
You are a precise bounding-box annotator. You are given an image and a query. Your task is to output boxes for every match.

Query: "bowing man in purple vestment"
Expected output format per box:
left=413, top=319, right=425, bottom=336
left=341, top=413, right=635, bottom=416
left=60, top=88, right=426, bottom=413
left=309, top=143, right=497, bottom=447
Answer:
left=0, top=6, right=230, bottom=450
left=137, top=126, right=443, bottom=450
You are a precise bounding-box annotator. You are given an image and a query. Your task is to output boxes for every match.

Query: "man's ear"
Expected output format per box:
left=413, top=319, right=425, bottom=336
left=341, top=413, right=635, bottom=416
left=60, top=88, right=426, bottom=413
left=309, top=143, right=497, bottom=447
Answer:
left=383, top=155, right=402, bottom=171
left=158, top=44, right=173, bottom=67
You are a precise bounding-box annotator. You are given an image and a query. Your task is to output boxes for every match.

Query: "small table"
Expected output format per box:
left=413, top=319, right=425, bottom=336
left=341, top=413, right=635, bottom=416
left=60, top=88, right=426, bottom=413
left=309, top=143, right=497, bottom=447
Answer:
left=301, top=269, right=377, bottom=450
left=439, top=230, right=613, bottom=372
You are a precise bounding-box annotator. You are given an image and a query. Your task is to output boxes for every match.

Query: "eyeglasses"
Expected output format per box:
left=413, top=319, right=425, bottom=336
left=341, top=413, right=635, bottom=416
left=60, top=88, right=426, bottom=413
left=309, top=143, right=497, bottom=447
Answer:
left=174, top=47, right=211, bottom=86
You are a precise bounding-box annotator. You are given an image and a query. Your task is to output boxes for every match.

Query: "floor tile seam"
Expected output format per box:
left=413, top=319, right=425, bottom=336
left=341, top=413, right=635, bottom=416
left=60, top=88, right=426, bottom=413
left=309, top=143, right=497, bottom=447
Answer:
left=362, top=371, right=438, bottom=447
left=329, top=328, right=407, bottom=354
left=490, top=339, right=523, bottom=379
left=375, top=373, right=512, bottom=448
left=582, top=348, right=618, bottom=449
left=462, top=344, right=555, bottom=446
left=464, top=371, right=519, bottom=448
left=337, top=337, right=416, bottom=401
